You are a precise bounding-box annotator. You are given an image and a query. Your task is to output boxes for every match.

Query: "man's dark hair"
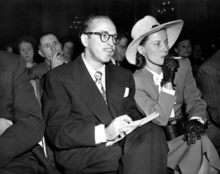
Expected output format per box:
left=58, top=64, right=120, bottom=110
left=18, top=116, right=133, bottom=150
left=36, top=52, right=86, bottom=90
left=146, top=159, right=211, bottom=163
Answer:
left=117, top=30, right=131, bottom=44
left=38, top=32, right=59, bottom=48
left=79, top=14, right=113, bottom=36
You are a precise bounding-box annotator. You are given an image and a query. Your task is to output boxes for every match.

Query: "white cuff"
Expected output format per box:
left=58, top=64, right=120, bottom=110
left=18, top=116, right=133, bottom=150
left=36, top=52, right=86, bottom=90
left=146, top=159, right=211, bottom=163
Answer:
left=162, top=87, right=175, bottom=95
left=95, top=124, right=107, bottom=144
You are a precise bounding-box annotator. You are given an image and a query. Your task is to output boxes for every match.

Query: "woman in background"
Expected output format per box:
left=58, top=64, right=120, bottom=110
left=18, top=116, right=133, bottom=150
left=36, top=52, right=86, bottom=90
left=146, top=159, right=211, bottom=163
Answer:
left=173, top=35, right=192, bottom=59
left=60, top=35, right=82, bottom=63
left=14, top=36, right=38, bottom=68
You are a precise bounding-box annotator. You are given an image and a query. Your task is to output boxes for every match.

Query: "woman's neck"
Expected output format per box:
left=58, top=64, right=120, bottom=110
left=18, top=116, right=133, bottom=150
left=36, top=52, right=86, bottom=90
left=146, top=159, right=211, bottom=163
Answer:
left=146, top=63, right=162, bottom=74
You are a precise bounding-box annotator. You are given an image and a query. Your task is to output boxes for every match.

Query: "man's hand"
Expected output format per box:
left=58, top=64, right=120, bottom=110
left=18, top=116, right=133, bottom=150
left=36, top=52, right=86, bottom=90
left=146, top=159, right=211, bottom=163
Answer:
left=0, top=118, right=13, bottom=136
left=161, top=55, right=179, bottom=86
left=183, top=120, right=206, bottom=145
left=105, top=115, right=132, bottom=141
left=50, top=51, right=66, bottom=69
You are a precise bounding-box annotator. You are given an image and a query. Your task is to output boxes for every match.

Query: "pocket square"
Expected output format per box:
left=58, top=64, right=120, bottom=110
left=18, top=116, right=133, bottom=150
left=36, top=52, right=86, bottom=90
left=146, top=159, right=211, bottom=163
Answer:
left=124, top=87, right=129, bottom=98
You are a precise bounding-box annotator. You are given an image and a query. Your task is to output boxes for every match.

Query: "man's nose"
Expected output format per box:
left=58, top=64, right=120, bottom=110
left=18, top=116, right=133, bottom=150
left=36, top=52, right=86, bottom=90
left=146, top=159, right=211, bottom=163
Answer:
left=107, top=36, right=114, bottom=47
left=50, top=44, right=56, bottom=51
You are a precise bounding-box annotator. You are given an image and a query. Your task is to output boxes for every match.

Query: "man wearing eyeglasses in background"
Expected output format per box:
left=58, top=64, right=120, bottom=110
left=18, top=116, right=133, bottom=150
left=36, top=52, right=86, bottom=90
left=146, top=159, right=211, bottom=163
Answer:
left=111, top=30, right=137, bottom=73
left=42, top=15, right=168, bottom=174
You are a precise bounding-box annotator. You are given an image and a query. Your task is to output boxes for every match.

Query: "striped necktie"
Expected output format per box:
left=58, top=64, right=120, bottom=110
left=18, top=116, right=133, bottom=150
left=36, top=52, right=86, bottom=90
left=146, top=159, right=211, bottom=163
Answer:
left=94, top=71, right=108, bottom=105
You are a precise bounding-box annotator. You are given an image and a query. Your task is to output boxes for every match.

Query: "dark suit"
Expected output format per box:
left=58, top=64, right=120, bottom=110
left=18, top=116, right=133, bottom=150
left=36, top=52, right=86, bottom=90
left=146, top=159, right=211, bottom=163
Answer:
left=42, top=54, right=168, bottom=174
left=0, top=51, right=44, bottom=173
left=196, top=49, right=220, bottom=154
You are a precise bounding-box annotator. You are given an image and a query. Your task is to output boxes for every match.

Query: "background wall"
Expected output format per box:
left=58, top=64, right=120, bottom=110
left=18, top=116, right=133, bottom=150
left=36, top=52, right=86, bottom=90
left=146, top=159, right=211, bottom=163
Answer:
left=0, top=0, right=219, bottom=50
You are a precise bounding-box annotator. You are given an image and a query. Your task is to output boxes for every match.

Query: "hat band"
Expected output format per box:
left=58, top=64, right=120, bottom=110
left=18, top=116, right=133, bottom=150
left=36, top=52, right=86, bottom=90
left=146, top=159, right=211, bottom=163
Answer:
left=152, top=24, right=159, bottom=29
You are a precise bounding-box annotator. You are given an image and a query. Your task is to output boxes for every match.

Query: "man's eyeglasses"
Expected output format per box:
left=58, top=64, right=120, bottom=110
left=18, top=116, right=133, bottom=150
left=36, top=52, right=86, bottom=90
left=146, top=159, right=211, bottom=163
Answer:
left=84, top=32, right=119, bottom=45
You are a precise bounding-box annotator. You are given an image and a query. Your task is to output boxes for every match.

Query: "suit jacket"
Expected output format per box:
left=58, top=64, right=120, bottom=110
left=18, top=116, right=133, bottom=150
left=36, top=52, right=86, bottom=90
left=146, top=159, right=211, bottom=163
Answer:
left=197, top=49, right=220, bottom=126
left=134, top=58, right=207, bottom=125
left=0, top=51, right=45, bottom=169
left=29, top=60, right=50, bottom=80
left=196, top=49, right=220, bottom=153
left=110, top=58, right=137, bottom=73
left=42, top=54, right=142, bottom=173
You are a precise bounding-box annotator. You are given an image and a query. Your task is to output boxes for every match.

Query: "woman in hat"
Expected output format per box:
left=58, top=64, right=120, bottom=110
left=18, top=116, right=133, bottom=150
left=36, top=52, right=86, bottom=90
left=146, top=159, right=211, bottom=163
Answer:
left=126, top=15, right=220, bottom=174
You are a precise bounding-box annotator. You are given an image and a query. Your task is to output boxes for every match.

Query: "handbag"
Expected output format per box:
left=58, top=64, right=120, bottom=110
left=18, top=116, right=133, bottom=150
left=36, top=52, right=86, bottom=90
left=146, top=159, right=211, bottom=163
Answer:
left=162, top=118, right=188, bottom=141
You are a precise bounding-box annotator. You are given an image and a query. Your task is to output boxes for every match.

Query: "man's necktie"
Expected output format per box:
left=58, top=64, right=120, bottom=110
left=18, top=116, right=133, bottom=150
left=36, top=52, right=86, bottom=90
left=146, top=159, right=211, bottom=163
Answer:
left=94, top=71, right=108, bottom=105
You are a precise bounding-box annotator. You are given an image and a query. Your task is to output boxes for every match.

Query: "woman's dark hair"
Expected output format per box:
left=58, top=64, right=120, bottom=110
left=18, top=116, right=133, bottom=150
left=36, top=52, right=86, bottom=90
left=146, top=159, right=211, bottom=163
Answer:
left=135, top=35, right=148, bottom=70
left=60, top=35, right=83, bottom=60
left=173, top=35, right=192, bottom=49
left=14, top=36, right=37, bottom=55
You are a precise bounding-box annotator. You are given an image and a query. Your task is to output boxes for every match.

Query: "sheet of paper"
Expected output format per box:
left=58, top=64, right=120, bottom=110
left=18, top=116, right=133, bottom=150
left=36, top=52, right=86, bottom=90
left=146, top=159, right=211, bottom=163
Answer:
left=106, top=112, right=159, bottom=146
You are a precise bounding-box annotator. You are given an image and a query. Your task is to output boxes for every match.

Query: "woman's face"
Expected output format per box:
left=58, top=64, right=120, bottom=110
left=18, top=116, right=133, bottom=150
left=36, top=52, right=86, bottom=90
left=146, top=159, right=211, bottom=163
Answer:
left=63, top=41, right=74, bottom=59
left=193, top=44, right=202, bottom=59
left=175, top=39, right=192, bottom=58
left=140, top=30, right=169, bottom=69
left=19, top=42, right=34, bottom=63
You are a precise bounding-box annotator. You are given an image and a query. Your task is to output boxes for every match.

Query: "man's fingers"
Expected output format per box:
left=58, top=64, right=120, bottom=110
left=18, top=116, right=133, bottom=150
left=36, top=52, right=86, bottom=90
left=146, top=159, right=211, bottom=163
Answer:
left=116, top=115, right=132, bottom=124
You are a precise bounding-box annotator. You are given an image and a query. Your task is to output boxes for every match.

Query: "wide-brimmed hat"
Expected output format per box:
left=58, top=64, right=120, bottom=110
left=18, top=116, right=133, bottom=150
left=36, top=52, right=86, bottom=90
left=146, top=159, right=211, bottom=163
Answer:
left=126, top=15, right=184, bottom=65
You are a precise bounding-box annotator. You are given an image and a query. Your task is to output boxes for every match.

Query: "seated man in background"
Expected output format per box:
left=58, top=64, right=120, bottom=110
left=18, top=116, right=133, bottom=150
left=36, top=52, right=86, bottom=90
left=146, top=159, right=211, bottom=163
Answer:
left=0, top=51, right=57, bottom=174
left=196, top=46, right=220, bottom=155
left=29, top=32, right=65, bottom=80
left=111, top=30, right=137, bottom=73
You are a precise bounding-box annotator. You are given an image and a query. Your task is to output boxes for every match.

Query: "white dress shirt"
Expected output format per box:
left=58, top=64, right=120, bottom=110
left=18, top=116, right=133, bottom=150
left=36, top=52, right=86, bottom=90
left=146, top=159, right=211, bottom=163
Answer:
left=82, top=53, right=107, bottom=144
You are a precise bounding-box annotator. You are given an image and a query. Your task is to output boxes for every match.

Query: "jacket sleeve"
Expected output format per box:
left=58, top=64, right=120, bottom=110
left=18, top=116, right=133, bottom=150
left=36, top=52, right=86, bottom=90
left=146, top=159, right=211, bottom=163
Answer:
left=196, top=63, right=220, bottom=126
left=134, top=71, right=176, bottom=126
left=0, top=56, right=45, bottom=168
left=182, top=58, right=207, bottom=122
left=42, top=70, right=97, bottom=149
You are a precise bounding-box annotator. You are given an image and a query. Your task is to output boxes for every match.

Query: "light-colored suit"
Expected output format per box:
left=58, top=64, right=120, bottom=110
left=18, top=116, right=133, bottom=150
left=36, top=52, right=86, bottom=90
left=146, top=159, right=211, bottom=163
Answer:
left=133, top=58, right=220, bottom=174
left=134, top=58, right=207, bottom=125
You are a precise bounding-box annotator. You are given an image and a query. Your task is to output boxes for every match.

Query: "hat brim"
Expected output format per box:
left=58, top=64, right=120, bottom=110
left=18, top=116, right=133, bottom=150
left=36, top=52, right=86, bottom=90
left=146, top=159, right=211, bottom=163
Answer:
left=126, top=20, right=184, bottom=65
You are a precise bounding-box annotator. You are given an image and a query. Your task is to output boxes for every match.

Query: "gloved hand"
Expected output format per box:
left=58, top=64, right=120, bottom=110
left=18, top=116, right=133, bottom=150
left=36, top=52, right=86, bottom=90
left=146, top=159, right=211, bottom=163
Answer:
left=161, top=55, right=179, bottom=86
left=183, top=120, right=206, bottom=145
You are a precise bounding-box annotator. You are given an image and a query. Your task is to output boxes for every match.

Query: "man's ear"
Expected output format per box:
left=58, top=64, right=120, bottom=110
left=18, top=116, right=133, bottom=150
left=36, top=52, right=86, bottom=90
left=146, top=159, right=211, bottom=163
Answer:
left=38, top=49, right=44, bottom=57
left=81, top=34, right=88, bottom=47
left=137, top=46, right=145, bottom=56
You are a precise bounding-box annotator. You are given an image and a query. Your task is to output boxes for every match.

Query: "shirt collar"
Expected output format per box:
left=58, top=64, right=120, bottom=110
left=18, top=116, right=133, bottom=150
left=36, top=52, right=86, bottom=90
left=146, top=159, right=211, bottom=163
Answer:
left=111, top=57, right=116, bottom=65
left=145, top=66, right=163, bottom=80
left=82, top=53, right=105, bottom=81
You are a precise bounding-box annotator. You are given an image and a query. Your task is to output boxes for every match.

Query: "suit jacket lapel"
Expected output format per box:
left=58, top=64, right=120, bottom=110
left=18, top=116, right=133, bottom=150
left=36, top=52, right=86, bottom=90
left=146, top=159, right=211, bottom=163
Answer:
left=105, top=65, right=125, bottom=119
left=64, top=56, right=113, bottom=124
left=140, top=68, right=160, bottom=99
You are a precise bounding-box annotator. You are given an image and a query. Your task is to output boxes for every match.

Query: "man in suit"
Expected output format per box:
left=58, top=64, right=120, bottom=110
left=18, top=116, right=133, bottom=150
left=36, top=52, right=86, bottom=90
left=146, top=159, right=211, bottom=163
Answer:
left=42, top=15, right=168, bottom=174
left=196, top=49, right=220, bottom=154
left=111, top=30, right=137, bottom=73
left=0, top=51, right=55, bottom=174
